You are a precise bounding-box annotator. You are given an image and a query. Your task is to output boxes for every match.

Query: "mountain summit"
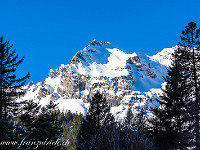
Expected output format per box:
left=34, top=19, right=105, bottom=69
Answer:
left=22, top=40, right=173, bottom=118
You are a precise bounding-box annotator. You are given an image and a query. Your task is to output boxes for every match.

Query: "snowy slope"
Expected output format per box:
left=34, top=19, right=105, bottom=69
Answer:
left=70, top=41, right=137, bottom=77
left=21, top=40, right=173, bottom=118
left=69, top=40, right=168, bottom=92
left=149, top=46, right=176, bottom=67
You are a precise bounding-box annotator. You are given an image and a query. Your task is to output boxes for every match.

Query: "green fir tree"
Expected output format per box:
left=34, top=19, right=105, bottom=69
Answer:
left=150, top=47, right=192, bottom=150
left=76, top=92, right=109, bottom=150
left=178, top=21, right=200, bottom=149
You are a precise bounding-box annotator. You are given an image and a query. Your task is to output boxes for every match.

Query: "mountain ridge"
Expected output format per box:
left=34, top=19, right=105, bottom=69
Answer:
left=21, top=40, right=173, bottom=119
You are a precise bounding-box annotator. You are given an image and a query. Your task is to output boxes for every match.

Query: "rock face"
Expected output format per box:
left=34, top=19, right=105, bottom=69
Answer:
left=22, top=40, right=172, bottom=117
left=126, top=56, right=140, bottom=64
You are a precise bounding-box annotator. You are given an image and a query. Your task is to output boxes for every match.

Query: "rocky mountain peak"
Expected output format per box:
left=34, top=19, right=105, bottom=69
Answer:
left=27, top=81, right=35, bottom=88
left=21, top=41, right=173, bottom=118
left=89, top=39, right=105, bottom=47
left=47, top=68, right=60, bottom=78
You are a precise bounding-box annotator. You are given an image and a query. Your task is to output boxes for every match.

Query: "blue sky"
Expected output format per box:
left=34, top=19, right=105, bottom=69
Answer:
left=0, top=0, right=200, bottom=83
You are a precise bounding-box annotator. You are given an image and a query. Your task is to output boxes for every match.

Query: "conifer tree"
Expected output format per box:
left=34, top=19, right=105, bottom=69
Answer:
left=150, top=48, right=192, bottom=150
left=61, top=111, right=82, bottom=150
left=100, top=112, right=120, bottom=150
left=33, top=101, right=61, bottom=140
left=0, top=36, right=29, bottom=149
left=0, top=118, right=17, bottom=150
left=0, top=36, right=30, bottom=118
left=19, top=100, right=62, bottom=150
left=18, top=100, right=40, bottom=142
left=178, top=21, right=200, bottom=149
left=76, top=92, right=109, bottom=150
left=33, top=101, right=62, bottom=150
left=122, top=108, right=155, bottom=150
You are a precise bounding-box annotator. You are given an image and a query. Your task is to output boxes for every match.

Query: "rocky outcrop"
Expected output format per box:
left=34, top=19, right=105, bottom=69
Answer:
left=57, top=68, right=136, bottom=106
left=27, top=81, right=35, bottom=88
left=47, top=69, right=60, bottom=78
left=38, top=87, right=50, bottom=98
left=89, top=40, right=105, bottom=47
left=126, top=56, right=140, bottom=64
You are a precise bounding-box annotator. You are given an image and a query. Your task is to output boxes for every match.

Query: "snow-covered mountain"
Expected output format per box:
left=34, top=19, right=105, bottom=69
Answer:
left=21, top=40, right=175, bottom=119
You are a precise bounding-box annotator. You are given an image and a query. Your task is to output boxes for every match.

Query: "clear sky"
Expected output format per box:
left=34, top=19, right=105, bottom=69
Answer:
left=0, top=0, right=200, bottom=83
